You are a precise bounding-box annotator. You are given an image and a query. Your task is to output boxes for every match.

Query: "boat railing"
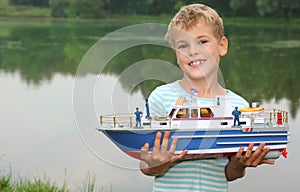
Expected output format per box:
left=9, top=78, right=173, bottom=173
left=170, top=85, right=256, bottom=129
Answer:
left=100, top=113, right=134, bottom=128
left=99, top=109, right=288, bottom=128
left=242, top=109, right=288, bottom=127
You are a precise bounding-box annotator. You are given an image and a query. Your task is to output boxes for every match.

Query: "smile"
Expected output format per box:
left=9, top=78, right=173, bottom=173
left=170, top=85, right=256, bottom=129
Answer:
left=189, top=59, right=206, bottom=66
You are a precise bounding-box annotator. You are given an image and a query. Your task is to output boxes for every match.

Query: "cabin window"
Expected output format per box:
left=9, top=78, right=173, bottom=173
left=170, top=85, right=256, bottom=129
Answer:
left=200, top=108, right=214, bottom=117
left=176, top=108, right=189, bottom=118
left=169, top=108, right=176, bottom=118
left=191, top=109, right=198, bottom=118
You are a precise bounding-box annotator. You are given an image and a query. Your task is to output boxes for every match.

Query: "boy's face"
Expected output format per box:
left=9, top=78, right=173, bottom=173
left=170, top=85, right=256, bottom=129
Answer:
left=173, top=20, right=228, bottom=81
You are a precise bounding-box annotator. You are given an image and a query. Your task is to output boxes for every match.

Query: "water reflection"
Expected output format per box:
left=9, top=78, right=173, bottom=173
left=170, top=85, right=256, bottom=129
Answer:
left=0, top=71, right=299, bottom=192
left=0, top=20, right=299, bottom=117
left=0, top=19, right=299, bottom=192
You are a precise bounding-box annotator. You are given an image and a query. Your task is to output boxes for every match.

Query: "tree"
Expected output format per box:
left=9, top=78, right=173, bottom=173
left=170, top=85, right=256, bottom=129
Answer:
left=229, top=0, right=257, bottom=17
left=9, top=0, right=49, bottom=7
left=149, top=0, right=175, bottom=15
left=104, top=0, right=127, bottom=15
left=256, top=0, right=300, bottom=18
left=69, top=0, right=107, bottom=18
left=49, top=0, right=68, bottom=18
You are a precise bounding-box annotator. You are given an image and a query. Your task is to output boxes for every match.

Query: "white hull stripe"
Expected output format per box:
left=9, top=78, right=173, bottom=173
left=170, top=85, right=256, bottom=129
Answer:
left=217, top=141, right=289, bottom=145
left=173, top=133, right=288, bottom=139
left=173, top=144, right=287, bottom=154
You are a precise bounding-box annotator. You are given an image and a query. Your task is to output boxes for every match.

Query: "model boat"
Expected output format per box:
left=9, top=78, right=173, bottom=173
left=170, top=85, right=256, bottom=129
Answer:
left=97, top=96, right=289, bottom=160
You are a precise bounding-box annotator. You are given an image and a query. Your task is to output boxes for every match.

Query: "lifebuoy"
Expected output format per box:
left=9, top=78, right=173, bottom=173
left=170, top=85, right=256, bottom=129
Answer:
left=240, top=107, right=264, bottom=112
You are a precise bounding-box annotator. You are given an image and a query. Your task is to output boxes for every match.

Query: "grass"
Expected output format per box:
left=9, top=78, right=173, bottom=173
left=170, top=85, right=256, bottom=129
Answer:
left=0, top=170, right=68, bottom=192
left=0, top=169, right=103, bottom=192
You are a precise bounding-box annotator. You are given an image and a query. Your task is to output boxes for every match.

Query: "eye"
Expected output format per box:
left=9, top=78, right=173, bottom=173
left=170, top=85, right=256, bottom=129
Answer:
left=177, top=43, right=188, bottom=49
left=198, top=40, right=207, bottom=44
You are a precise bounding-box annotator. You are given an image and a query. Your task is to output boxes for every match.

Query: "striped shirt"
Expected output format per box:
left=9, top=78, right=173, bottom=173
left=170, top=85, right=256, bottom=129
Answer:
left=148, top=80, right=249, bottom=192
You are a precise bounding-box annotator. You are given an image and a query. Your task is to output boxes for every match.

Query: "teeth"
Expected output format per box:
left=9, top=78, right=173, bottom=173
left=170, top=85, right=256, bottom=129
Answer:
left=190, top=60, right=204, bottom=65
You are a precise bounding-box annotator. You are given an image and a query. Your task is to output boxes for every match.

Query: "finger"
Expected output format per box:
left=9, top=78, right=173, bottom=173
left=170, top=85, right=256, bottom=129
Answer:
left=251, top=146, right=271, bottom=166
left=248, top=143, right=266, bottom=161
left=235, top=146, right=244, bottom=160
left=140, top=143, right=150, bottom=161
left=244, top=143, right=270, bottom=167
left=260, top=159, right=275, bottom=165
left=256, top=142, right=266, bottom=151
left=169, top=136, right=178, bottom=154
left=161, top=131, right=170, bottom=151
left=242, top=143, right=254, bottom=161
left=253, top=143, right=266, bottom=155
left=171, top=150, right=188, bottom=163
left=152, top=132, right=162, bottom=153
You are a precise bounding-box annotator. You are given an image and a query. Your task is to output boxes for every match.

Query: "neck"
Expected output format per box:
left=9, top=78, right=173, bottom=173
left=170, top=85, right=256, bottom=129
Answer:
left=179, top=75, right=226, bottom=98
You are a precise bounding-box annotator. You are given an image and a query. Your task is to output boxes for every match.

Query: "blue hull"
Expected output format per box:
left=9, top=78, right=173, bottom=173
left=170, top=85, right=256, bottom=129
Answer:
left=100, top=128, right=289, bottom=160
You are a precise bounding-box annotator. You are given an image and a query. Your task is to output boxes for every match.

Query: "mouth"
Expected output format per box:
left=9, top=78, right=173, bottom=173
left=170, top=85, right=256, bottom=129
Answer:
left=188, top=59, right=206, bottom=67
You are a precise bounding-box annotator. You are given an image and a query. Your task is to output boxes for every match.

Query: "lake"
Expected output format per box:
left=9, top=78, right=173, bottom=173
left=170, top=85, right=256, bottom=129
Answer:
left=0, top=18, right=299, bottom=191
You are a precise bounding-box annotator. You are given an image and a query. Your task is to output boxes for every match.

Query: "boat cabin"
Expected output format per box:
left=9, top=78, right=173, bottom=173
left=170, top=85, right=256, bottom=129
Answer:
left=99, top=95, right=288, bottom=129
left=169, top=107, right=214, bottom=119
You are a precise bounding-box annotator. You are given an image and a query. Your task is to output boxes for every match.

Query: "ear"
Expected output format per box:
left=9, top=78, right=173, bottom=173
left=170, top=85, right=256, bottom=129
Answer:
left=219, top=36, right=228, bottom=57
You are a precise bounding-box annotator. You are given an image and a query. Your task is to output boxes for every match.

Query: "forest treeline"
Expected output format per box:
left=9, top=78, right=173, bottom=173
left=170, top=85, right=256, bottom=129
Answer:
left=8, top=0, right=300, bottom=19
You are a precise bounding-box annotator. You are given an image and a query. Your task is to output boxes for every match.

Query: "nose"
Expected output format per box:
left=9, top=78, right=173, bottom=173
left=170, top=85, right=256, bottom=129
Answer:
left=189, top=41, right=200, bottom=57
left=189, top=51, right=199, bottom=57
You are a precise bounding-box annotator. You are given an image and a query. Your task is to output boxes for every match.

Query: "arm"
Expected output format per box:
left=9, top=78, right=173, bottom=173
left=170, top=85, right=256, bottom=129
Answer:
left=139, top=131, right=188, bottom=176
left=225, top=143, right=275, bottom=181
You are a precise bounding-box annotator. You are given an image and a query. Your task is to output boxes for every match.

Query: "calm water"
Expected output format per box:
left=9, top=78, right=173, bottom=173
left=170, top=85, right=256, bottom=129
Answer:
left=0, top=19, right=299, bottom=191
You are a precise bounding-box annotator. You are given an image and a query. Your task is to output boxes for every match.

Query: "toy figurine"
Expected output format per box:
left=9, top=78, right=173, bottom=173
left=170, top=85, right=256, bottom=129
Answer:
left=134, top=107, right=143, bottom=127
left=145, top=99, right=151, bottom=119
left=232, top=106, right=241, bottom=126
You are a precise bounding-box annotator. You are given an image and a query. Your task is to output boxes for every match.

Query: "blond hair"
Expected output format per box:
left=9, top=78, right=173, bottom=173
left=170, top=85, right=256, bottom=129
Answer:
left=165, top=4, right=224, bottom=45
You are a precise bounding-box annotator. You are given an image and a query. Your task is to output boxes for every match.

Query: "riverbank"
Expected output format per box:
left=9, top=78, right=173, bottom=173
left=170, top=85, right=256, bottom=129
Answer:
left=1, top=14, right=300, bottom=30
left=0, top=0, right=50, bottom=18
left=1, top=0, right=300, bottom=28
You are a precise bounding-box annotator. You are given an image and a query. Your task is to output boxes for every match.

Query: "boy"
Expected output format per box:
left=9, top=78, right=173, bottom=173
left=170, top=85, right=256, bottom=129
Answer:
left=139, top=4, right=274, bottom=191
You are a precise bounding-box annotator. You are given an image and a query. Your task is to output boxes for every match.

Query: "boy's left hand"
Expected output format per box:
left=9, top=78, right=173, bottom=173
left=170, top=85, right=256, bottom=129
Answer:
left=226, top=142, right=275, bottom=181
left=233, top=142, right=275, bottom=167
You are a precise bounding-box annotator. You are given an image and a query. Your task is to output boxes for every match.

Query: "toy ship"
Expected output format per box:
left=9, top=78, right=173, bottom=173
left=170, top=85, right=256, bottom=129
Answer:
left=97, top=96, right=289, bottom=160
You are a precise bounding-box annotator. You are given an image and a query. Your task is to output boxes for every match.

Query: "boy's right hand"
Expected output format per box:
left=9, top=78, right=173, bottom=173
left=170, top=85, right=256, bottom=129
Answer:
left=139, top=131, right=188, bottom=176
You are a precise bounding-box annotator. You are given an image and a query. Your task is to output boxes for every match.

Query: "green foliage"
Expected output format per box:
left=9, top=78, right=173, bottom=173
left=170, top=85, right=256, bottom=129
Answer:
left=182, top=0, right=231, bottom=16
left=49, top=0, right=68, bottom=18
left=256, top=0, right=300, bottom=18
left=81, top=172, right=97, bottom=192
left=4, top=0, right=300, bottom=18
left=0, top=173, right=14, bottom=191
left=0, top=171, right=68, bottom=192
left=9, top=0, right=49, bottom=7
left=229, top=0, right=257, bottom=16
left=0, top=169, right=102, bottom=192
left=0, top=0, right=14, bottom=15
left=148, top=0, right=175, bottom=15
left=69, top=0, right=107, bottom=18
left=0, top=0, right=50, bottom=17
left=175, top=0, right=185, bottom=12
left=16, top=177, right=68, bottom=192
